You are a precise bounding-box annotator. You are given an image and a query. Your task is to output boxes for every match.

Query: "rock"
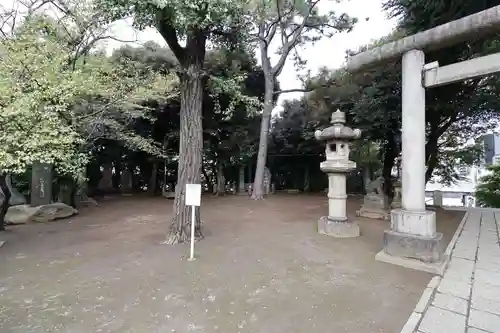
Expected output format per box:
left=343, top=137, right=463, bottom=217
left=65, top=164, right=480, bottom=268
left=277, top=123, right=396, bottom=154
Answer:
left=5, top=203, right=77, bottom=224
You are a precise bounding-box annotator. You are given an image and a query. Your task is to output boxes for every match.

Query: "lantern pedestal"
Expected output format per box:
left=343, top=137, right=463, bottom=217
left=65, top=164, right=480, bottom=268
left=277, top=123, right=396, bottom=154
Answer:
left=318, top=216, right=360, bottom=238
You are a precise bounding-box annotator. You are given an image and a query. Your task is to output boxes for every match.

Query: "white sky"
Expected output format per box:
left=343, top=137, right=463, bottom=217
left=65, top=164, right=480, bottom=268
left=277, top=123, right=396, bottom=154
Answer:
left=2, top=0, right=397, bottom=111
left=105, top=0, right=397, bottom=111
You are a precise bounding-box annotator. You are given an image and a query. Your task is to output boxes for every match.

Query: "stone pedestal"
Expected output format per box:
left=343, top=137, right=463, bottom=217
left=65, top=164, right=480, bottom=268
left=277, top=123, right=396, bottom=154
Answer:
left=433, top=190, right=443, bottom=207
left=376, top=209, right=446, bottom=274
left=318, top=169, right=360, bottom=238
left=356, top=194, right=389, bottom=220
left=318, top=216, right=360, bottom=238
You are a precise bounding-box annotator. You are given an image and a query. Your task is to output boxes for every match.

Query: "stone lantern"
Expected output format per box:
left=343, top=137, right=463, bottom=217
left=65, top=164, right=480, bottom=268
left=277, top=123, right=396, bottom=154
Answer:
left=315, top=110, right=362, bottom=238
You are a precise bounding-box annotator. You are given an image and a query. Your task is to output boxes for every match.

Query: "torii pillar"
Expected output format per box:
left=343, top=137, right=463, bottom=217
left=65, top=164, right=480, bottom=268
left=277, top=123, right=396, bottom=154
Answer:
left=345, top=5, right=500, bottom=274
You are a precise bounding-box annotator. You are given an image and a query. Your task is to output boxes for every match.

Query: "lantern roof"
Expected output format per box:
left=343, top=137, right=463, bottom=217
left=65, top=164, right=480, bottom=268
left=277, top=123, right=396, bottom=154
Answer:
left=314, top=110, right=362, bottom=141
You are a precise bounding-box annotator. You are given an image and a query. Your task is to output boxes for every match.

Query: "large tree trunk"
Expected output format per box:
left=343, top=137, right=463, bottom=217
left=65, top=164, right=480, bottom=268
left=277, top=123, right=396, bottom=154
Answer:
left=424, top=116, right=455, bottom=183
left=0, top=174, right=11, bottom=231
left=425, top=133, right=440, bottom=183
left=251, top=77, right=275, bottom=200
left=166, top=65, right=203, bottom=244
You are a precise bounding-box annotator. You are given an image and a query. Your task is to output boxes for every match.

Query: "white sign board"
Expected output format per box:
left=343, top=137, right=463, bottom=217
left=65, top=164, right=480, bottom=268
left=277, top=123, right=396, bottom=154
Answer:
left=185, top=184, right=201, bottom=206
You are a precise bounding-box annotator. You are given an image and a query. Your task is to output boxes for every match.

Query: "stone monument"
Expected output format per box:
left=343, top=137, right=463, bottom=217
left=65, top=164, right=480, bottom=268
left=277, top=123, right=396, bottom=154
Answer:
left=263, top=167, right=271, bottom=195
left=237, top=166, right=246, bottom=195
left=30, top=161, right=53, bottom=207
left=98, top=164, right=114, bottom=192
left=6, top=175, right=26, bottom=206
left=391, top=179, right=402, bottom=208
left=120, top=169, right=133, bottom=192
left=357, top=176, right=389, bottom=220
left=433, top=190, right=443, bottom=207
left=315, top=110, right=362, bottom=238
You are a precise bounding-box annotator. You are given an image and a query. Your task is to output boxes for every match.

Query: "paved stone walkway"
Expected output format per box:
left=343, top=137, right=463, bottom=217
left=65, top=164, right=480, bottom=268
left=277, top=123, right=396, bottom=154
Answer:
left=401, top=210, right=500, bottom=333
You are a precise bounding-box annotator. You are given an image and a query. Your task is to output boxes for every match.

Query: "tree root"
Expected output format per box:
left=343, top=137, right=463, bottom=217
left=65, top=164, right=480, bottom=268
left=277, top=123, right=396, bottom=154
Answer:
left=250, top=194, right=265, bottom=200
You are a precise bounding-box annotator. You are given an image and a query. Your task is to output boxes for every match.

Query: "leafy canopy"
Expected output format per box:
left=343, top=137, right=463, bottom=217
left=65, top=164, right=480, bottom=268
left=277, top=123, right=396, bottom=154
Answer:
left=476, top=163, right=500, bottom=208
left=0, top=14, right=176, bottom=175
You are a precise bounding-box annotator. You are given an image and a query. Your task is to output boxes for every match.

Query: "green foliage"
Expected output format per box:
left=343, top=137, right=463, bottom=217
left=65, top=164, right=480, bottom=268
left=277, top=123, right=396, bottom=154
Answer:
left=254, top=0, right=357, bottom=79
left=97, top=0, right=252, bottom=59
left=0, top=13, right=177, bottom=176
left=305, top=1, right=500, bottom=185
left=0, top=16, right=96, bottom=175
left=476, top=163, right=500, bottom=208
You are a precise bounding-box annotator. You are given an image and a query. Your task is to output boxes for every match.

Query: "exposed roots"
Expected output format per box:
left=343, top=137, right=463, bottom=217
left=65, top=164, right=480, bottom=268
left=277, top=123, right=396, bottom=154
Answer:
left=250, top=194, right=265, bottom=200
left=164, top=221, right=204, bottom=245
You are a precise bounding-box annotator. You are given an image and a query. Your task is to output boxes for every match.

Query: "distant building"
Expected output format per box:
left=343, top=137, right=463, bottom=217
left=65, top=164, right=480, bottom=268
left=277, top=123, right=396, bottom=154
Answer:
left=424, top=133, right=500, bottom=207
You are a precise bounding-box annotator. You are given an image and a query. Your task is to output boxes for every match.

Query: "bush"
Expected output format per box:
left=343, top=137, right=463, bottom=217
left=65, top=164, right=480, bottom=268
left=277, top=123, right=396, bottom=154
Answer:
left=475, top=164, right=500, bottom=208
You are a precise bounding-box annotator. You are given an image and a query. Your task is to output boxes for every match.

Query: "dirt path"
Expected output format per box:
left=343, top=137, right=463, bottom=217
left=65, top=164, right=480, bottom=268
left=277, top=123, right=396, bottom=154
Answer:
left=0, top=194, right=463, bottom=333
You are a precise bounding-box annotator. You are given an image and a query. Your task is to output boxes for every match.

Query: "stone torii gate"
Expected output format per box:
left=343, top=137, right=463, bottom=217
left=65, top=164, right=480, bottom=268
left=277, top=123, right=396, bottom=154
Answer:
left=345, top=6, right=500, bottom=274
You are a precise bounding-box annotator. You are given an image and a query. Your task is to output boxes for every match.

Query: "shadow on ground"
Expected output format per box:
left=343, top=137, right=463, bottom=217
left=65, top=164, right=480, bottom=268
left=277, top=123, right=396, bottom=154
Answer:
left=0, top=194, right=464, bottom=333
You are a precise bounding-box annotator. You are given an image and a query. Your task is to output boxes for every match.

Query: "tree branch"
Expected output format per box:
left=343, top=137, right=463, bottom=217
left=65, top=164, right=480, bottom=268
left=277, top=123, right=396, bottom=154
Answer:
left=274, top=81, right=342, bottom=96
left=155, top=10, right=185, bottom=63
left=271, top=0, right=321, bottom=77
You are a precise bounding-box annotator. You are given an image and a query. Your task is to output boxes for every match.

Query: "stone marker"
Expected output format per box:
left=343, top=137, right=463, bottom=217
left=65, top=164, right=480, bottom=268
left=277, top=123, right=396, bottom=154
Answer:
left=315, top=109, right=362, bottom=238
left=263, top=167, right=271, bottom=195
left=357, top=176, right=389, bottom=220
left=98, top=163, right=114, bottom=192
left=120, top=169, right=132, bottom=192
left=391, top=179, right=402, bottom=208
left=433, top=190, right=443, bottom=207
left=237, top=166, right=246, bottom=195
left=6, top=175, right=26, bottom=206
left=30, top=162, right=52, bottom=207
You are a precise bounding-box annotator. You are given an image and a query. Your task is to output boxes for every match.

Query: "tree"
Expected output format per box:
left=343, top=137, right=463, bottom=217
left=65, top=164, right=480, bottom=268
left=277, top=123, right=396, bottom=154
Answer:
left=476, top=164, right=500, bottom=208
left=0, top=16, right=103, bottom=229
left=250, top=0, right=357, bottom=199
left=307, top=18, right=500, bottom=192
left=0, top=9, right=174, bottom=227
left=268, top=99, right=325, bottom=191
left=202, top=50, right=264, bottom=195
left=98, top=0, right=256, bottom=243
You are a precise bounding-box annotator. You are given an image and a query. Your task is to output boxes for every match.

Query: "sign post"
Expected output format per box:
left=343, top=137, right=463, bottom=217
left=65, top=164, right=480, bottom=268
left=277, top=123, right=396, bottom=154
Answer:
left=185, top=184, right=201, bottom=261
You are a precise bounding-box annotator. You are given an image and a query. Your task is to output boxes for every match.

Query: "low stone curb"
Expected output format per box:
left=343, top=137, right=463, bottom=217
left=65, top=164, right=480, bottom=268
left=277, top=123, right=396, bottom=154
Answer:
left=399, top=211, right=470, bottom=333
left=444, top=211, right=470, bottom=258
left=400, top=276, right=441, bottom=333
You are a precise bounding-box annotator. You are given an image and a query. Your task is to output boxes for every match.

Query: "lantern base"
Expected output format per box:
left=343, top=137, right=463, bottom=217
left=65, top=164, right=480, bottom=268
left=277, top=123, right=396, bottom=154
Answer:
left=317, top=216, right=360, bottom=238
